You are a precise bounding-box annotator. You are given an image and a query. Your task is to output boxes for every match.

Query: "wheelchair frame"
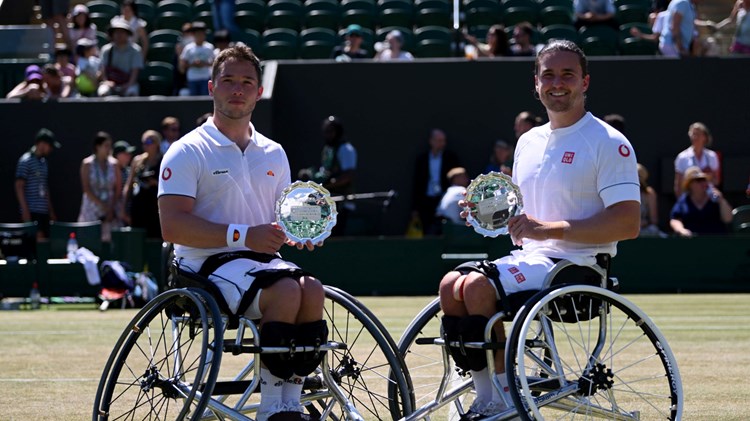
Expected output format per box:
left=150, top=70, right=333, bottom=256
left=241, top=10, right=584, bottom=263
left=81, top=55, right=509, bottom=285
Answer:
left=392, top=258, right=684, bottom=421
left=93, top=283, right=414, bottom=420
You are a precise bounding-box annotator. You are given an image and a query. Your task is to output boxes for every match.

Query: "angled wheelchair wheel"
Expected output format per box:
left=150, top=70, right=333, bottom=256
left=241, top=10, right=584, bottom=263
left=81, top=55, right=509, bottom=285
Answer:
left=93, top=288, right=224, bottom=421
left=306, top=286, right=413, bottom=420
left=393, top=297, right=475, bottom=419
left=506, top=285, right=683, bottom=420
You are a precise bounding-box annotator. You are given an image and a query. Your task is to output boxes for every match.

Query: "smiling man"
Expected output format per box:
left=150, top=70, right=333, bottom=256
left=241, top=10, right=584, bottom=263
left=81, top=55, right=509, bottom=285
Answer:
left=158, top=45, right=326, bottom=421
left=437, top=40, right=641, bottom=420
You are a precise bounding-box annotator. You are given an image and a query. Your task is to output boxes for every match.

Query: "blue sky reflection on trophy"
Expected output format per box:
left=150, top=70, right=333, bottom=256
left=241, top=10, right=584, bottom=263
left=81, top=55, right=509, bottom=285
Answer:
left=465, top=172, right=523, bottom=237
left=276, top=180, right=338, bottom=244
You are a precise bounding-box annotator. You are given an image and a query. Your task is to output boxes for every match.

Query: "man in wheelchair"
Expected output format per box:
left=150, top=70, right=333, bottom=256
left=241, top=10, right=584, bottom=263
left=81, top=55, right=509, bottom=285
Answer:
left=438, top=40, right=641, bottom=420
left=158, top=45, right=326, bottom=421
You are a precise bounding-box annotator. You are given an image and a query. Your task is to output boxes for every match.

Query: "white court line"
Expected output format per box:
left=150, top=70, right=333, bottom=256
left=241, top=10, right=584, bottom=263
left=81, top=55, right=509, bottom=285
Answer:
left=0, top=378, right=98, bottom=382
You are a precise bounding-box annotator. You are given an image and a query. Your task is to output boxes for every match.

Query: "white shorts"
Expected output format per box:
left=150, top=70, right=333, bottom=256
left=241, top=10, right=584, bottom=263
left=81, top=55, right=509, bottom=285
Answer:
left=489, top=250, right=556, bottom=298
left=204, top=257, right=301, bottom=319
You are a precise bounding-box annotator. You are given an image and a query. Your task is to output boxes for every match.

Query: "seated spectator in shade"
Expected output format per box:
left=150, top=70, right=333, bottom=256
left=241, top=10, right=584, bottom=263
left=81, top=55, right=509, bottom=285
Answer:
left=42, top=63, right=73, bottom=99
left=514, top=110, right=541, bottom=140
left=484, top=139, right=513, bottom=175
left=376, top=30, right=414, bottom=60
left=510, top=22, right=540, bottom=56
left=574, top=0, right=616, bottom=28
left=674, top=122, right=720, bottom=196
left=637, top=163, right=667, bottom=237
left=178, top=21, right=215, bottom=96
left=670, top=166, right=732, bottom=237
left=98, top=18, right=143, bottom=97
left=54, top=44, right=77, bottom=81
left=331, top=24, right=369, bottom=61
left=436, top=167, right=470, bottom=225
left=716, top=0, right=750, bottom=54
left=464, top=24, right=511, bottom=57
left=68, top=4, right=98, bottom=52
left=75, top=38, right=101, bottom=97
left=6, top=66, right=46, bottom=100
left=111, top=0, right=149, bottom=58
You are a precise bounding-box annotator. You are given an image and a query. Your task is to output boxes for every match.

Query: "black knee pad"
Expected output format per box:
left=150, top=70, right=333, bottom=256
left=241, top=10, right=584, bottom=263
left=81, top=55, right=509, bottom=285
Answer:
left=260, top=321, right=297, bottom=379
left=442, top=315, right=472, bottom=371
left=458, top=315, right=493, bottom=371
left=292, top=320, right=329, bottom=376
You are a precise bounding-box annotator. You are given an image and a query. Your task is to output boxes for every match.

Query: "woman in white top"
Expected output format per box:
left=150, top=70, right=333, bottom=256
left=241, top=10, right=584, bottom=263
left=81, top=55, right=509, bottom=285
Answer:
left=68, top=4, right=98, bottom=51
left=78, top=131, right=122, bottom=242
left=376, top=30, right=414, bottom=60
left=673, top=122, right=720, bottom=196
left=717, top=0, right=750, bottom=54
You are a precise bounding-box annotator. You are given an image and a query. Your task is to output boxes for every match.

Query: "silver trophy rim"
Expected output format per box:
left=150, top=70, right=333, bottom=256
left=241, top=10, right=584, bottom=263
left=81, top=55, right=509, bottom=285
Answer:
left=275, top=180, right=338, bottom=244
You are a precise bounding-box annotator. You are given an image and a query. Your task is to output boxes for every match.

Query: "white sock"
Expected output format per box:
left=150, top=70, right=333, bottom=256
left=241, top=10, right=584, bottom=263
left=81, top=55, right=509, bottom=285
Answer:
left=282, top=374, right=305, bottom=406
left=258, top=368, right=285, bottom=418
left=471, top=368, right=494, bottom=404
left=495, top=372, right=512, bottom=406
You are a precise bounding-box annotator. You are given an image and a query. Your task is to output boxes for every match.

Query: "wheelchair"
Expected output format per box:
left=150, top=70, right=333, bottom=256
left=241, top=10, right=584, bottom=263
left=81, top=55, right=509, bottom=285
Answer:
left=392, top=255, right=683, bottom=420
left=93, top=262, right=414, bottom=420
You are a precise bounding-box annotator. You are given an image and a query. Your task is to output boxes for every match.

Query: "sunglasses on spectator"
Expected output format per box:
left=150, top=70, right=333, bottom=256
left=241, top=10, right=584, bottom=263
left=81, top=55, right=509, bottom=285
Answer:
left=143, top=138, right=156, bottom=145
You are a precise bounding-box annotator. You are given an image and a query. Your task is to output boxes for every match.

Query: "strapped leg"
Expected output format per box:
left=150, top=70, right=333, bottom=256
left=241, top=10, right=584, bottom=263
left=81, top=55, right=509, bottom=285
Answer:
left=458, top=315, right=493, bottom=372
left=442, top=315, right=471, bottom=371
left=292, top=320, right=329, bottom=376
left=260, top=321, right=297, bottom=380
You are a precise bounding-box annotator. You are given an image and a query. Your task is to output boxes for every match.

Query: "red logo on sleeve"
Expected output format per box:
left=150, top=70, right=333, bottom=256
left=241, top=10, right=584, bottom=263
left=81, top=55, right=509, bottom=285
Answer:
left=162, top=167, right=172, bottom=180
left=266, top=170, right=275, bottom=176
left=508, top=267, right=519, bottom=274
left=618, top=144, right=631, bottom=157
left=514, top=273, right=526, bottom=283
left=562, top=151, right=575, bottom=164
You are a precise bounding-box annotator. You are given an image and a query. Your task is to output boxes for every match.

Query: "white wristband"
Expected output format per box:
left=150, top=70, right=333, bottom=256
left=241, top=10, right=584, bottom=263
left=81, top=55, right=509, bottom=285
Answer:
left=226, top=224, right=249, bottom=248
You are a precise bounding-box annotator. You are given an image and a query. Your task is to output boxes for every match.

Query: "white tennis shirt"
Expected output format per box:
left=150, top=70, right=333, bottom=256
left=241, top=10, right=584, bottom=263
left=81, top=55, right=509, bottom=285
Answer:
left=512, top=112, right=640, bottom=265
left=158, top=119, right=292, bottom=265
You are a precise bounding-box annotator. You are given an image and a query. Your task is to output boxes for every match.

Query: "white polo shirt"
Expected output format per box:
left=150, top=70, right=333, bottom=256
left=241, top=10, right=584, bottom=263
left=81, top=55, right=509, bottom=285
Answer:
left=674, top=146, right=719, bottom=176
left=512, top=112, right=640, bottom=265
left=158, top=119, right=291, bottom=266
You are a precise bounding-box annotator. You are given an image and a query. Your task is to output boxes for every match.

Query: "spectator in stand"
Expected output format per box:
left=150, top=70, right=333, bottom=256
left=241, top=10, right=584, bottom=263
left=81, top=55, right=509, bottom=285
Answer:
left=411, top=128, right=460, bottom=235
left=160, top=116, right=182, bottom=153
left=42, top=63, right=73, bottom=99
left=484, top=139, right=513, bottom=175
left=98, top=18, right=144, bottom=97
left=6, top=66, right=46, bottom=100
left=54, top=44, right=77, bottom=82
left=75, top=38, right=101, bottom=97
left=659, top=0, right=701, bottom=57
left=674, top=122, right=720, bottom=196
left=111, top=0, right=149, bottom=58
left=179, top=22, right=215, bottom=96
left=40, top=0, right=71, bottom=50
left=331, top=24, right=369, bottom=61
left=437, top=167, right=471, bottom=225
left=209, top=0, right=239, bottom=34
left=574, top=0, right=617, bottom=28
left=376, top=30, right=414, bottom=60
left=68, top=4, right=98, bottom=52
left=629, top=0, right=670, bottom=44
left=603, top=113, right=626, bottom=134
left=464, top=24, right=512, bottom=57
left=514, top=110, right=541, bottom=140
left=113, top=140, right=137, bottom=227
left=716, top=0, right=750, bottom=54
left=637, top=163, right=667, bottom=237
left=125, top=130, right=164, bottom=239
left=15, top=128, right=60, bottom=240
left=78, top=131, right=121, bottom=242
left=510, top=22, right=539, bottom=56
left=670, top=166, right=732, bottom=236
left=174, top=22, right=194, bottom=96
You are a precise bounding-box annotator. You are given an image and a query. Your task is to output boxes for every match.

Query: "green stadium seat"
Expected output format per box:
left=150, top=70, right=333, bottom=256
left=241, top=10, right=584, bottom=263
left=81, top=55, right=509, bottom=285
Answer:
left=579, top=24, right=618, bottom=55
left=235, top=10, right=266, bottom=31
left=156, top=0, right=193, bottom=17
left=378, top=0, right=414, bottom=29
left=616, top=4, right=648, bottom=24
left=139, top=61, right=175, bottom=96
left=376, top=25, right=414, bottom=51
left=540, top=23, right=579, bottom=43
left=192, top=0, right=212, bottom=17
left=193, top=10, right=215, bottom=30
left=341, top=0, right=378, bottom=28
left=149, top=28, right=182, bottom=45
left=146, top=42, right=177, bottom=62
left=233, top=28, right=263, bottom=51
left=236, top=0, right=267, bottom=14
left=97, top=30, right=109, bottom=47
left=414, top=25, right=454, bottom=57
left=86, top=0, right=120, bottom=18
left=618, top=36, right=658, bottom=54
left=468, top=24, right=491, bottom=42
left=266, top=0, right=304, bottom=30
left=415, top=0, right=451, bottom=28
left=304, top=0, right=341, bottom=30
left=300, top=27, right=337, bottom=58
left=89, top=12, right=113, bottom=33
left=135, top=0, right=157, bottom=28
left=156, top=11, right=190, bottom=31
left=502, top=6, right=538, bottom=26
left=261, top=28, right=299, bottom=59
left=464, top=0, right=501, bottom=28
left=614, top=0, right=651, bottom=10
left=539, top=5, right=573, bottom=26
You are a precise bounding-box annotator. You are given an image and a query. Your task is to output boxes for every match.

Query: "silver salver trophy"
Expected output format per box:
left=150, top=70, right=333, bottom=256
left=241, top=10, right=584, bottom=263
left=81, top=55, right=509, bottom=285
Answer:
left=275, top=180, right=338, bottom=244
left=464, top=172, right=523, bottom=237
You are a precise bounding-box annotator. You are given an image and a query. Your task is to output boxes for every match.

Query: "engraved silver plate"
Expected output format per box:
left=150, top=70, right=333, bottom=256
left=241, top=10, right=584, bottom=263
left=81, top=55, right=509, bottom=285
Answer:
left=465, top=172, right=523, bottom=237
left=276, top=181, right=338, bottom=244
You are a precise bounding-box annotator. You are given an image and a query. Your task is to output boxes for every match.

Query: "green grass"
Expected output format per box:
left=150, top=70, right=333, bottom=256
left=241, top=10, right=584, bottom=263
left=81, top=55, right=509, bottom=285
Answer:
left=0, top=294, right=748, bottom=420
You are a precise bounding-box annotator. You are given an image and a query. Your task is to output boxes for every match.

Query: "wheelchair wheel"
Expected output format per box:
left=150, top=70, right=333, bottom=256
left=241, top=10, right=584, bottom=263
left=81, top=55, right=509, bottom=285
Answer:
left=393, top=298, right=475, bottom=419
left=506, top=285, right=683, bottom=421
left=307, top=286, right=413, bottom=420
left=93, top=288, right=224, bottom=421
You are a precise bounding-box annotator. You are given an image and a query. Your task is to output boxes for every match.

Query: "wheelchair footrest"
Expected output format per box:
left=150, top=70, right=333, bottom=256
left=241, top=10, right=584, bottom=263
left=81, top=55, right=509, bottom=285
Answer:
left=222, top=339, right=348, bottom=355
left=204, top=376, right=326, bottom=396
left=414, top=337, right=504, bottom=350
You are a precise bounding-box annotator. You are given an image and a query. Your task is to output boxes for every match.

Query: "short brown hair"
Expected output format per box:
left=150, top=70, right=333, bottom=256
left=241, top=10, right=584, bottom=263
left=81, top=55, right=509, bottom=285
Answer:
left=211, top=44, right=262, bottom=84
left=535, top=39, right=588, bottom=77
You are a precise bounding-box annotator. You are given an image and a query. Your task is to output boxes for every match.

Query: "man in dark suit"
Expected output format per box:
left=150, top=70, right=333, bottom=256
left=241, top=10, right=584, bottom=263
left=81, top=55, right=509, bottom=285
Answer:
left=411, top=128, right=460, bottom=235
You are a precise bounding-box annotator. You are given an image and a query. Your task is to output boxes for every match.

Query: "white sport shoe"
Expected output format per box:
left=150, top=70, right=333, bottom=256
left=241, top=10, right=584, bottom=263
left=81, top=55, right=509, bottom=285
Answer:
left=459, top=399, right=505, bottom=421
